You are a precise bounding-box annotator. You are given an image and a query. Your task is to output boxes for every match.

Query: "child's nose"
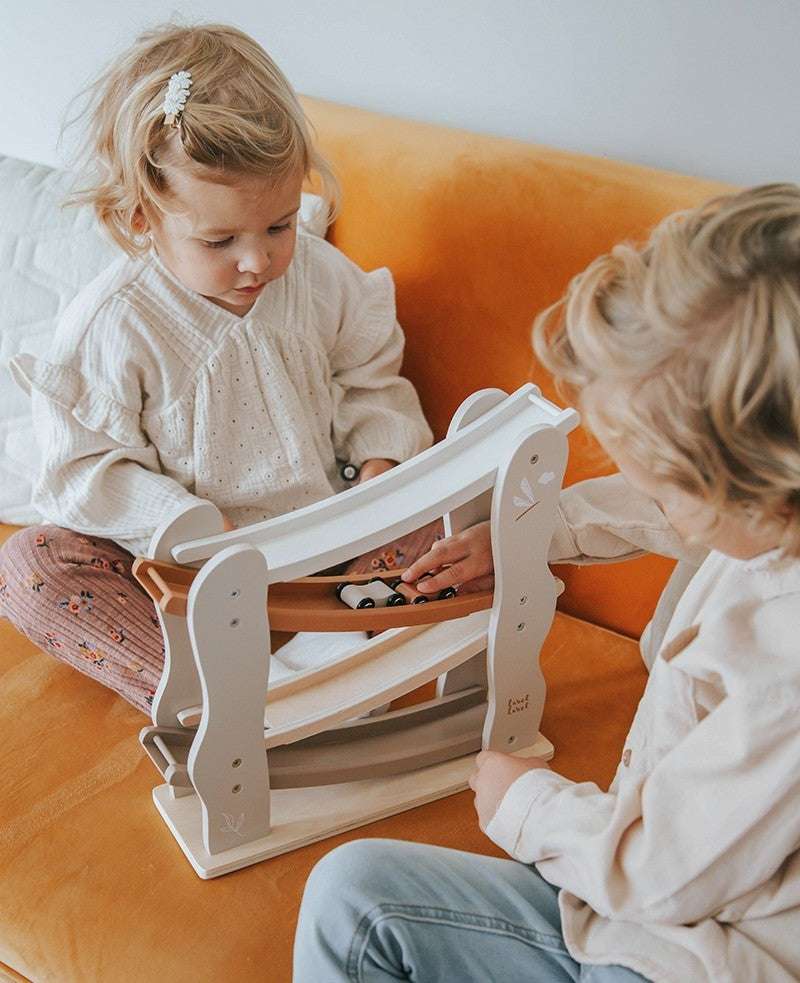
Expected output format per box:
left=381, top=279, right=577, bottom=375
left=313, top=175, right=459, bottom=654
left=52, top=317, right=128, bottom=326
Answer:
left=237, top=242, right=271, bottom=276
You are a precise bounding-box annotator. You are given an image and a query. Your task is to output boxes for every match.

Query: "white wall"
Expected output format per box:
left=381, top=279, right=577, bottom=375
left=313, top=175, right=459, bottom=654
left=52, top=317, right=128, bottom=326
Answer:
left=2, top=1, right=797, bottom=186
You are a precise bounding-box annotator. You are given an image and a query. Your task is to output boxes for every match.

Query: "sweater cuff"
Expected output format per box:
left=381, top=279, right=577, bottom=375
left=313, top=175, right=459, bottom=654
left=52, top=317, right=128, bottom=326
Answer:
left=485, top=767, right=574, bottom=859
left=347, top=423, right=429, bottom=469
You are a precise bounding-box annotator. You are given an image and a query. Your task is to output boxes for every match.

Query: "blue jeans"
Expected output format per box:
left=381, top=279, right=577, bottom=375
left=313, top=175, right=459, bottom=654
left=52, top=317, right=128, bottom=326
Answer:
left=294, top=839, right=650, bottom=982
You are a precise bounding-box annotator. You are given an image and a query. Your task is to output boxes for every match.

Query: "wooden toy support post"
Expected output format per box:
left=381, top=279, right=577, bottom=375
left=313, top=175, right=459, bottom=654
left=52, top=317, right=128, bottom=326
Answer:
left=186, top=546, right=272, bottom=854
left=135, top=385, right=578, bottom=877
left=484, top=424, right=567, bottom=751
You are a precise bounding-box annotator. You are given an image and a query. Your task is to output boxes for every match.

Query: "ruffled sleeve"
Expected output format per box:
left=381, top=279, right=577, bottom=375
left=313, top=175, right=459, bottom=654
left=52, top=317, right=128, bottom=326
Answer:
left=307, top=236, right=433, bottom=467
left=10, top=317, right=202, bottom=555
left=12, top=354, right=146, bottom=448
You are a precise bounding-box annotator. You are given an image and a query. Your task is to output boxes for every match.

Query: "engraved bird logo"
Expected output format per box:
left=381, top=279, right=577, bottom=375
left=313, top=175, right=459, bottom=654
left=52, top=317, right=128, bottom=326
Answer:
left=220, top=813, right=246, bottom=837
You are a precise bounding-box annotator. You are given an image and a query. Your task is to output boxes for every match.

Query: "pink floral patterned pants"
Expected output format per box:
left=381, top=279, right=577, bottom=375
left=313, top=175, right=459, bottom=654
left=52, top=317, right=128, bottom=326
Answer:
left=0, top=521, right=443, bottom=714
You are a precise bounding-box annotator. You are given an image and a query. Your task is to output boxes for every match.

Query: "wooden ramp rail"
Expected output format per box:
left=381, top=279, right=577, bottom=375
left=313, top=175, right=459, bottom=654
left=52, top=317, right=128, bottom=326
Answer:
left=260, top=612, right=490, bottom=748
left=142, top=686, right=489, bottom=792
left=133, top=558, right=494, bottom=631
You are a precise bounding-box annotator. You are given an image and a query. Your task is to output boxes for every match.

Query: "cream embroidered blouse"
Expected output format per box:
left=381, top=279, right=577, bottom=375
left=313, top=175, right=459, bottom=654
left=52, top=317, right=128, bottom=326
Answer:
left=11, top=231, right=433, bottom=555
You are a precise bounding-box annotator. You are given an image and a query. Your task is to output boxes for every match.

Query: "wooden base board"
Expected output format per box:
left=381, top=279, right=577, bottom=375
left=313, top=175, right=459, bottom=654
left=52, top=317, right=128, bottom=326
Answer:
left=152, top=732, right=554, bottom=878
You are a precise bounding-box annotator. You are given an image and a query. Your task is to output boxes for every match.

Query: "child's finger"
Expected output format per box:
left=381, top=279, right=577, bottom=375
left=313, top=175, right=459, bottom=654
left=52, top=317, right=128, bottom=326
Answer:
left=402, top=537, right=467, bottom=583
left=415, top=559, right=474, bottom=593
left=400, top=554, right=434, bottom=583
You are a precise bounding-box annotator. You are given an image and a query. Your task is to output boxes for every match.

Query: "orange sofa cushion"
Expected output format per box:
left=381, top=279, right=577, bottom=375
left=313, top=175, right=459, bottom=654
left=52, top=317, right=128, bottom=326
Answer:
left=0, top=523, right=645, bottom=982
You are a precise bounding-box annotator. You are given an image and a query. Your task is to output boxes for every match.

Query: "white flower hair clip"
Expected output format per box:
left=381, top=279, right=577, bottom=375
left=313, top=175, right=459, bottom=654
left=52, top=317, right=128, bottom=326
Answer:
left=163, top=70, right=192, bottom=126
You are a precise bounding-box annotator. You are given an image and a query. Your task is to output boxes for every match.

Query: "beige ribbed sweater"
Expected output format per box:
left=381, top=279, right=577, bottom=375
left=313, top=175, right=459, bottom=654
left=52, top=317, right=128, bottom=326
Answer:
left=11, top=231, right=433, bottom=556
left=491, top=474, right=800, bottom=983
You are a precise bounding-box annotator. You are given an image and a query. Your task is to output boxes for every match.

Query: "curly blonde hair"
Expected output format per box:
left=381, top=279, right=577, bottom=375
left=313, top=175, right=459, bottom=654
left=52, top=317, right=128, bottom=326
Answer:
left=533, top=183, right=800, bottom=554
left=65, top=22, right=339, bottom=253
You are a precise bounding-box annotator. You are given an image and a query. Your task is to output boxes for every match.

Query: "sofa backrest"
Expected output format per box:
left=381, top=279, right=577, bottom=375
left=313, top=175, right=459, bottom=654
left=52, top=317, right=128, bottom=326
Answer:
left=304, top=96, right=730, bottom=448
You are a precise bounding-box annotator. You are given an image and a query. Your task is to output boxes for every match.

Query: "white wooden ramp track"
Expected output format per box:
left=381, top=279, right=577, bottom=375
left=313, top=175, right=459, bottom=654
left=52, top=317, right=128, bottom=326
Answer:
left=262, top=613, right=490, bottom=748
left=136, top=384, right=578, bottom=878
left=170, top=384, right=576, bottom=576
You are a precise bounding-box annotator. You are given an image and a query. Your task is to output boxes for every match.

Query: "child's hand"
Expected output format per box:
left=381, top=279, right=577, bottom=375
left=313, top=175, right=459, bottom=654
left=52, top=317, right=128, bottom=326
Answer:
left=469, top=750, right=550, bottom=831
left=401, top=520, right=494, bottom=595
left=358, top=458, right=397, bottom=483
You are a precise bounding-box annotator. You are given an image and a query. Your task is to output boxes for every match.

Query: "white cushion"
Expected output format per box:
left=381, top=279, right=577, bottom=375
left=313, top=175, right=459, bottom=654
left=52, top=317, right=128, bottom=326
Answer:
left=0, top=154, right=327, bottom=525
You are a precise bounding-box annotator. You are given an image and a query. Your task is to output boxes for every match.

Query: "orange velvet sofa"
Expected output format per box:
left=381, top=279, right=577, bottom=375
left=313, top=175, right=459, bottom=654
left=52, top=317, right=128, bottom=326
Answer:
left=0, top=98, right=729, bottom=982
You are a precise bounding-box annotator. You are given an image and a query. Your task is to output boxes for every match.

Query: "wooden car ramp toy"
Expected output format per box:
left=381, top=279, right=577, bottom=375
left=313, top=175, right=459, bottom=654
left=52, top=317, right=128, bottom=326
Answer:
left=132, top=385, right=578, bottom=878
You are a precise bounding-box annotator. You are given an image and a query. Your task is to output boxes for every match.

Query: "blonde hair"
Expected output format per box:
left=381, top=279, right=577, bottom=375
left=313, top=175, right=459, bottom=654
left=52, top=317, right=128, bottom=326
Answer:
left=533, top=183, right=800, bottom=554
left=65, top=22, right=339, bottom=253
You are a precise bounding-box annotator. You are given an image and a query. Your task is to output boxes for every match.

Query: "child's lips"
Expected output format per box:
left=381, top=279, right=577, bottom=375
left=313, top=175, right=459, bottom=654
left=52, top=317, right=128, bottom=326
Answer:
left=235, top=282, right=266, bottom=294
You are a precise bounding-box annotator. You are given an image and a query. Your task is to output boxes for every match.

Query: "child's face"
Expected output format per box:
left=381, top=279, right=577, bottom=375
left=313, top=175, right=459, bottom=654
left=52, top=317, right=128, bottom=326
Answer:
left=606, top=441, right=784, bottom=560
left=148, top=165, right=304, bottom=315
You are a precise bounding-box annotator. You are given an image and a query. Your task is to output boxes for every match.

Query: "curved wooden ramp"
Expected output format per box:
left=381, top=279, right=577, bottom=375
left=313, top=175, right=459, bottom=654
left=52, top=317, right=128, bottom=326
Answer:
left=133, top=559, right=494, bottom=631
left=261, top=611, right=490, bottom=748
left=268, top=577, right=491, bottom=631
left=170, top=612, right=490, bottom=734
left=169, top=385, right=577, bottom=577
left=266, top=687, right=487, bottom=787
left=143, top=686, right=488, bottom=791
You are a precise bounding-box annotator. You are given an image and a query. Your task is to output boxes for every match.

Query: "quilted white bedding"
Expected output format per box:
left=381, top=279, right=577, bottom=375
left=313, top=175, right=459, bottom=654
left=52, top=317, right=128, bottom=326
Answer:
left=0, top=156, right=117, bottom=523
left=0, top=155, right=326, bottom=525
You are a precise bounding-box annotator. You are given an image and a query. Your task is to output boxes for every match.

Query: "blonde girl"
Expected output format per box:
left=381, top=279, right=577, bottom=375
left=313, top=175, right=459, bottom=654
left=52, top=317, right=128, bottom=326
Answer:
left=0, top=23, right=434, bottom=712
left=295, top=184, right=800, bottom=982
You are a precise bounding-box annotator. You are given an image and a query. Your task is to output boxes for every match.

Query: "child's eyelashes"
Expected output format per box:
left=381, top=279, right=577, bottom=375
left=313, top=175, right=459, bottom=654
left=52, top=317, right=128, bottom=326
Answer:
left=201, top=223, right=293, bottom=249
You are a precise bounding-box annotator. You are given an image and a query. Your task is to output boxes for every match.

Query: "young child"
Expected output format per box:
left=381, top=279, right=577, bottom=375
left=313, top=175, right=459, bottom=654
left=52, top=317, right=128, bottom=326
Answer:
left=0, top=23, right=435, bottom=712
left=293, top=184, right=800, bottom=982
